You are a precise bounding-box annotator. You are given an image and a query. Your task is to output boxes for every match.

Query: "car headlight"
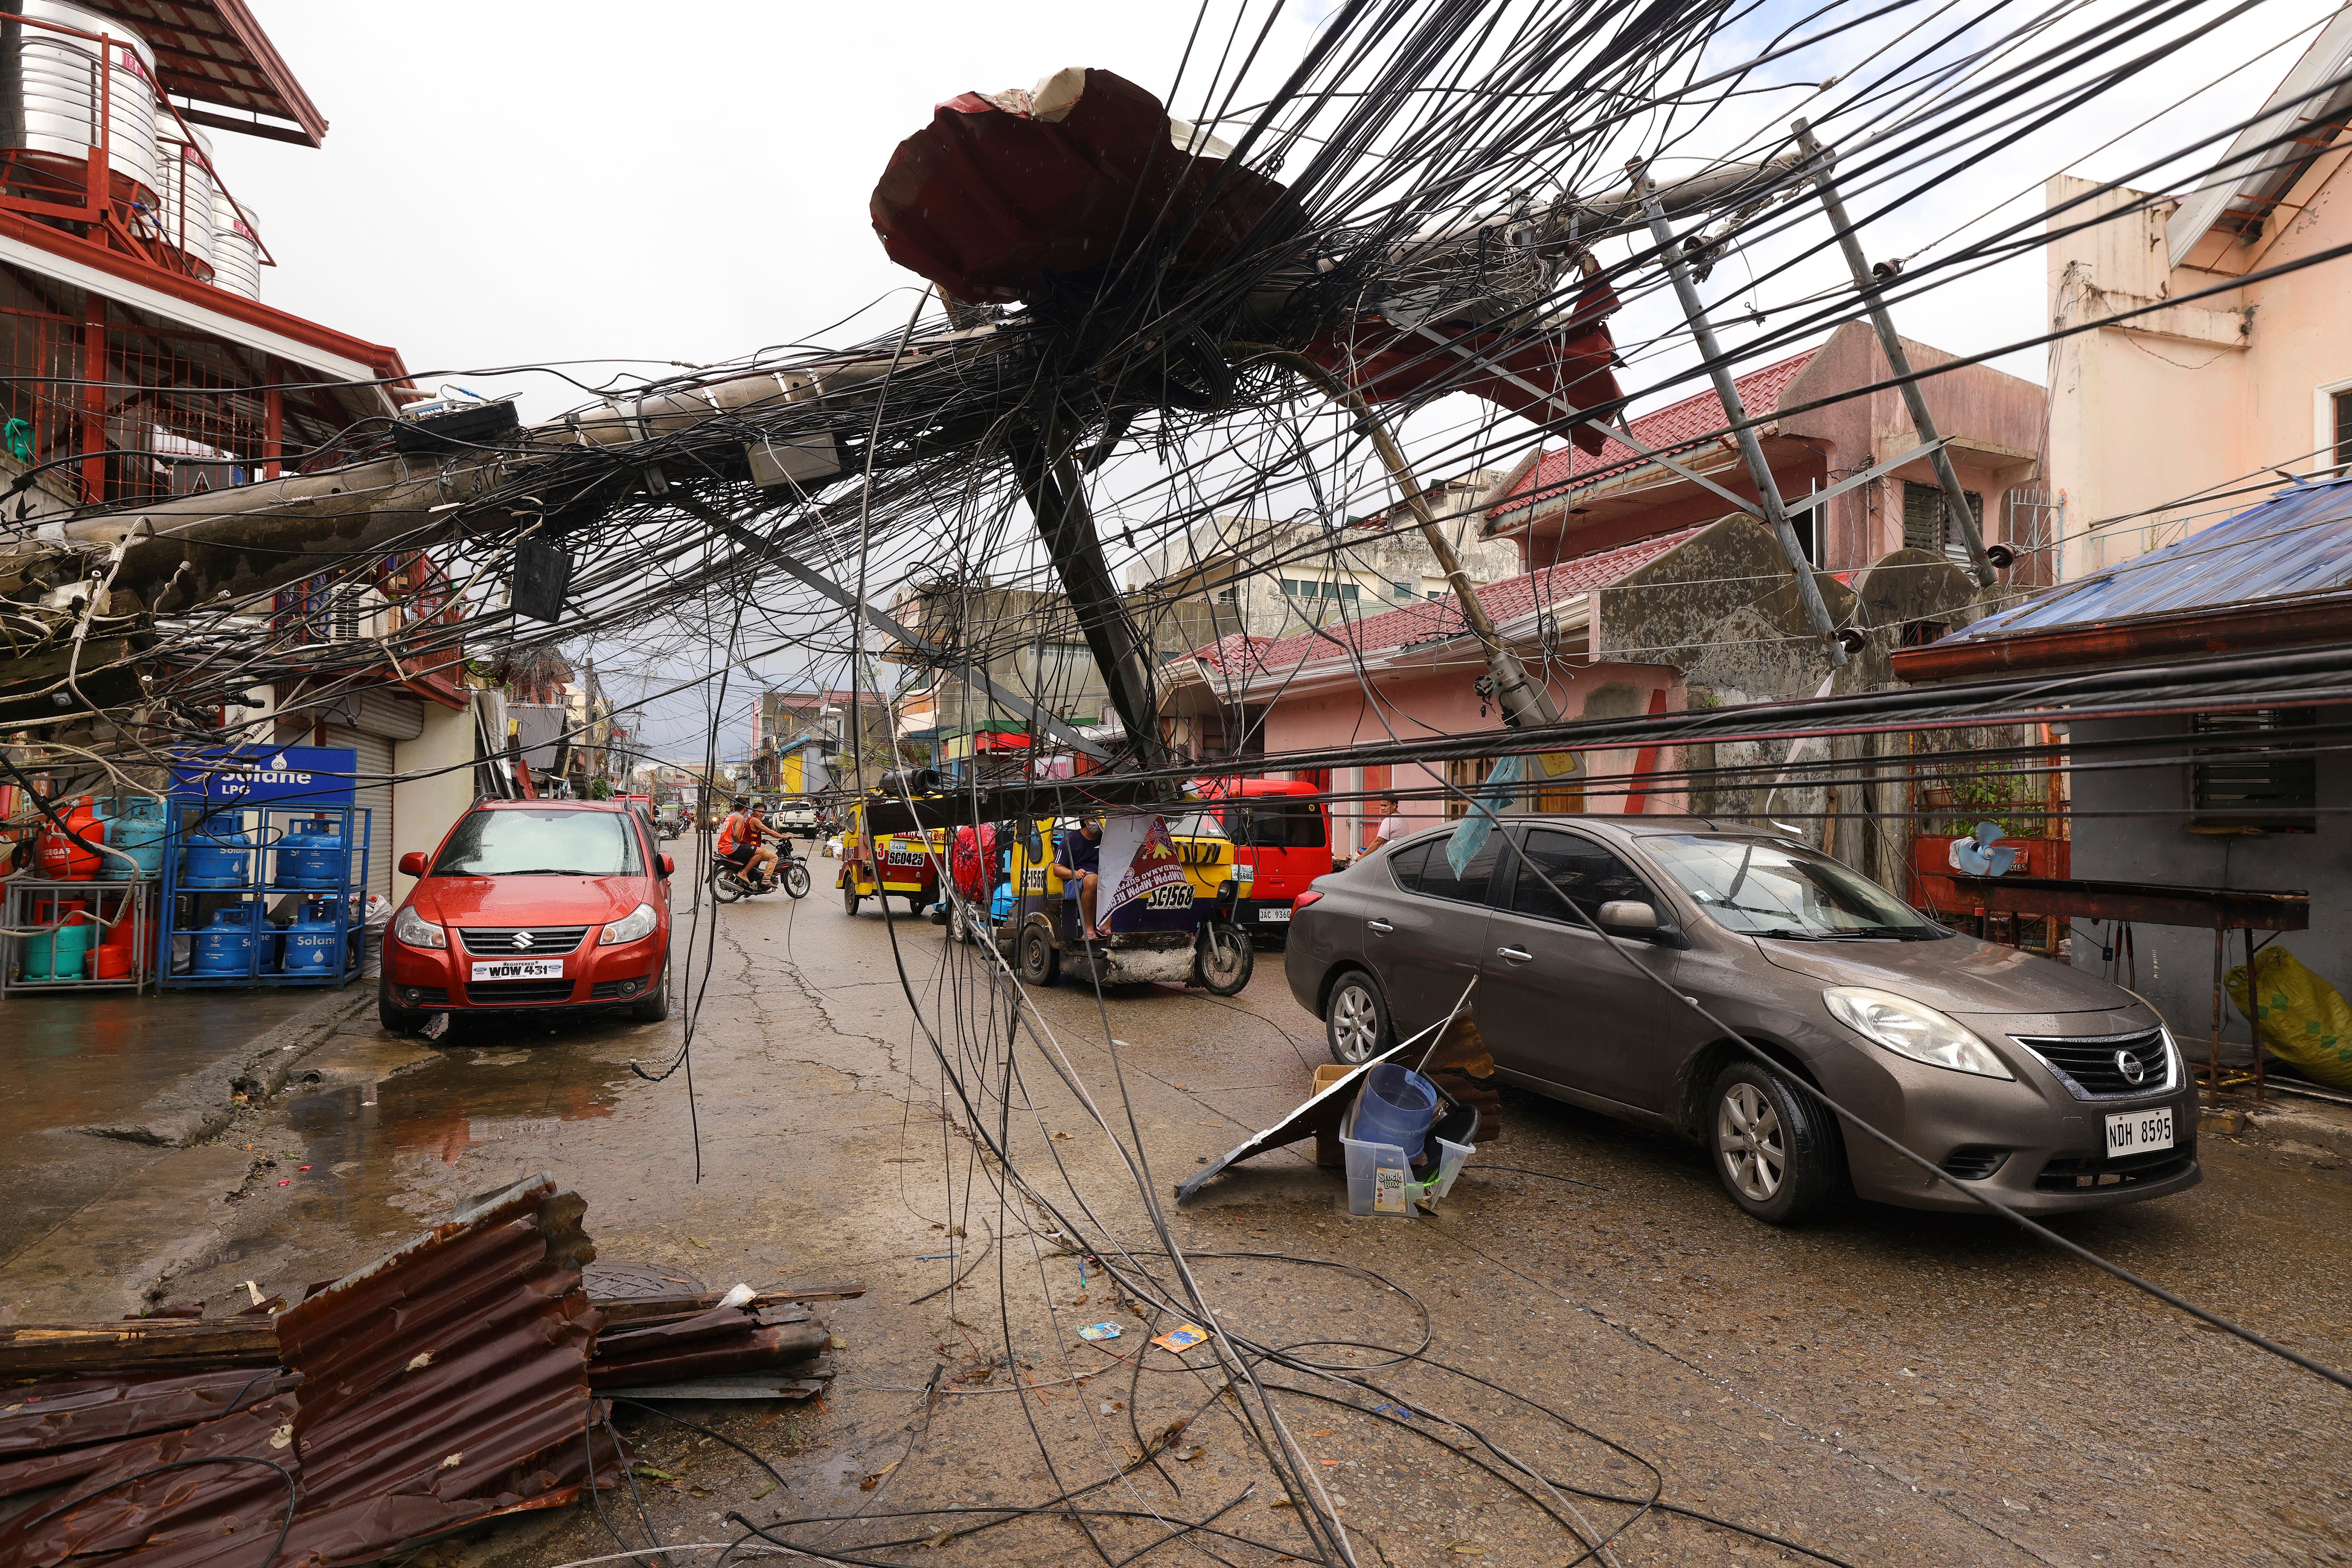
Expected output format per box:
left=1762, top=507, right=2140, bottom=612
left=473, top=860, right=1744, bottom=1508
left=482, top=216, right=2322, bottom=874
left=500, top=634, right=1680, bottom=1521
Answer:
left=391, top=904, right=445, bottom=950
left=2157, top=1024, right=2184, bottom=1087
left=1822, top=986, right=2013, bottom=1079
left=599, top=902, right=658, bottom=946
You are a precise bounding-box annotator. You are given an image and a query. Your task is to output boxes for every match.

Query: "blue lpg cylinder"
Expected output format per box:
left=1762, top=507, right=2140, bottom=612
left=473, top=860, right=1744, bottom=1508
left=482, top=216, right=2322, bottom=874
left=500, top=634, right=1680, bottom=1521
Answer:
left=272, top=816, right=345, bottom=890
left=105, top=796, right=169, bottom=881
left=182, top=814, right=253, bottom=889
left=280, top=898, right=344, bottom=974
left=191, top=903, right=258, bottom=976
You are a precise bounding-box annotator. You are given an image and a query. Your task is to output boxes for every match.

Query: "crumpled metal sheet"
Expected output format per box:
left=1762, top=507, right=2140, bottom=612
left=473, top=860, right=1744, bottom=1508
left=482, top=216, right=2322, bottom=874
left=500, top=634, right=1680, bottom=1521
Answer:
left=0, top=1368, right=297, bottom=1500
left=0, top=1173, right=622, bottom=1568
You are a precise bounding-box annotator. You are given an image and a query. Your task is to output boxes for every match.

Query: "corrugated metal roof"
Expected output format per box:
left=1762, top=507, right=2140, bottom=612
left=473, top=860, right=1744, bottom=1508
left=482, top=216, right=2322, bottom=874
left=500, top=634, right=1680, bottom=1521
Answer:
left=1185, top=525, right=1704, bottom=686
left=1939, top=475, right=2352, bottom=644
left=1486, top=350, right=1818, bottom=525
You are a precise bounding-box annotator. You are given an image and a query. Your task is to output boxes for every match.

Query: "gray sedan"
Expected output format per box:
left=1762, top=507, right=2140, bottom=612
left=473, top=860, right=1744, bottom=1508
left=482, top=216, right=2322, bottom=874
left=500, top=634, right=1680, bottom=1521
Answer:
left=1284, top=815, right=2198, bottom=1224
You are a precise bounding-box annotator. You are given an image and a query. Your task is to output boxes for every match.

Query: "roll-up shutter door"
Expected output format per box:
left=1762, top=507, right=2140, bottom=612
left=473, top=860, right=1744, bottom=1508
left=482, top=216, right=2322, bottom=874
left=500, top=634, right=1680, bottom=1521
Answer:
left=320, top=724, right=395, bottom=897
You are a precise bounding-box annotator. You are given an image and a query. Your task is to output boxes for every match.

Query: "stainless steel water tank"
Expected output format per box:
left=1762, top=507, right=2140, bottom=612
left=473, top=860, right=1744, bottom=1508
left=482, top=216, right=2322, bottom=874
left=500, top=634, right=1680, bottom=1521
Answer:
left=0, top=0, right=160, bottom=201
left=211, top=191, right=259, bottom=299
left=157, top=127, right=214, bottom=272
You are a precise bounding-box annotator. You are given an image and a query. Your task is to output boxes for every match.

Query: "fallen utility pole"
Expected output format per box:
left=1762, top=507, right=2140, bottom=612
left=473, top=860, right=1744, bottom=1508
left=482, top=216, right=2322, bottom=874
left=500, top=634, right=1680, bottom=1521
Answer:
left=1008, top=435, right=1175, bottom=772
left=1794, top=119, right=1996, bottom=588
left=1244, top=345, right=1578, bottom=782
left=1633, top=159, right=1848, bottom=667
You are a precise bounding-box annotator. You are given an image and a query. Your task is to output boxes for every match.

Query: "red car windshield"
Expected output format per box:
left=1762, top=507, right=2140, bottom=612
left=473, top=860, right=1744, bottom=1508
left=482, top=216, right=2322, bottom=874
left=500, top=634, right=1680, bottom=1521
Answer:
left=431, top=810, right=644, bottom=877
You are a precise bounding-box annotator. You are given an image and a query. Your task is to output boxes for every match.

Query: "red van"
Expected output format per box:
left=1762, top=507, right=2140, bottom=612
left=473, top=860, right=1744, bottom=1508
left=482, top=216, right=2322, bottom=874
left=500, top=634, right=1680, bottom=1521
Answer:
left=1187, top=776, right=1332, bottom=939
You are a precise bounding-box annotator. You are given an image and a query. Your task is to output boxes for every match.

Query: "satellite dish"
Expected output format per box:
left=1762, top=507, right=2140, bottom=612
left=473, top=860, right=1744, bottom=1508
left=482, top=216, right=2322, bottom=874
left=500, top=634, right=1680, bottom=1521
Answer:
left=1947, top=820, right=2018, bottom=878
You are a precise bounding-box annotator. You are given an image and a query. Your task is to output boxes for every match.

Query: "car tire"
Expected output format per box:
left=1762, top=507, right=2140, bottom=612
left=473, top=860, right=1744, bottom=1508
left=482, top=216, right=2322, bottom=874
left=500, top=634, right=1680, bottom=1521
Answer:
left=628, top=960, right=671, bottom=1022
left=1017, top=920, right=1059, bottom=987
left=378, top=979, right=429, bottom=1035
left=1324, top=969, right=1391, bottom=1065
left=1192, top=923, right=1254, bottom=996
left=1708, top=1058, right=1842, bottom=1226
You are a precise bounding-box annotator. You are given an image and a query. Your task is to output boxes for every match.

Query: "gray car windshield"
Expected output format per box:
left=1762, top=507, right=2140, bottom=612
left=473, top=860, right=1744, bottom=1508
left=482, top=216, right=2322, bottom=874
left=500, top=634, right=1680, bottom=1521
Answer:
left=432, top=810, right=643, bottom=877
left=1642, top=835, right=1938, bottom=939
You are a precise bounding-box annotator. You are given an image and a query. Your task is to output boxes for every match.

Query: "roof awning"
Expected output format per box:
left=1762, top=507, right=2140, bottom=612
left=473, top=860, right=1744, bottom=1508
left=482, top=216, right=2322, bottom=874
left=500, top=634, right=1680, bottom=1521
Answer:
left=77, top=0, right=328, bottom=147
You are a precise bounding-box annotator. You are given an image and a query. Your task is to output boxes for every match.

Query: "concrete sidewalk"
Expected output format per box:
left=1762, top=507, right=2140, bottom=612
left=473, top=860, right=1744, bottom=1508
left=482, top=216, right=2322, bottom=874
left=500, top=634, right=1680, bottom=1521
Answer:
left=0, top=979, right=373, bottom=1320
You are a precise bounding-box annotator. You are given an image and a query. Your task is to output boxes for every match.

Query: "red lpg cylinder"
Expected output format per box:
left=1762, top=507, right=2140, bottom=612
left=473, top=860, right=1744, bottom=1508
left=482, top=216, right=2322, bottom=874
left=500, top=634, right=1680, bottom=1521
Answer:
left=35, top=797, right=105, bottom=880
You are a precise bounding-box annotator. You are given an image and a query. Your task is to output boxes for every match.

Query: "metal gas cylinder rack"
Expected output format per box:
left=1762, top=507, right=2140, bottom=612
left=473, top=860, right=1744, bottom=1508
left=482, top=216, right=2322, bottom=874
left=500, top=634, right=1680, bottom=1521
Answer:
left=0, top=876, right=153, bottom=995
left=155, top=801, right=371, bottom=989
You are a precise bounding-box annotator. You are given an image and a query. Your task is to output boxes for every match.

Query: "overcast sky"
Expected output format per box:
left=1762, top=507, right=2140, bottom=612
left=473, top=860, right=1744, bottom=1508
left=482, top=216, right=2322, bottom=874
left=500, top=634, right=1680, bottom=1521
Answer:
left=215, top=0, right=2342, bottom=757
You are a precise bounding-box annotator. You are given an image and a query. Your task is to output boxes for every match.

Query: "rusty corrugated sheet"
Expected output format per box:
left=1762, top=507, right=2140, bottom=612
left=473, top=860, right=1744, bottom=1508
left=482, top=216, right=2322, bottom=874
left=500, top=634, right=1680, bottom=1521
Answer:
left=0, top=1368, right=297, bottom=1500
left=0, top=1173, right=622, bottom=1568
left=589, top=1305, right=826, bottom=1390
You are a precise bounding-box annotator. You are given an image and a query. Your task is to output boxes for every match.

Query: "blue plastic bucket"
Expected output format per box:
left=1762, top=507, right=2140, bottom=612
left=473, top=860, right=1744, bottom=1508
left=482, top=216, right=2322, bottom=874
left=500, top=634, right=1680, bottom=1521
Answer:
left=1355, top=1063, right=1438, bottom=1162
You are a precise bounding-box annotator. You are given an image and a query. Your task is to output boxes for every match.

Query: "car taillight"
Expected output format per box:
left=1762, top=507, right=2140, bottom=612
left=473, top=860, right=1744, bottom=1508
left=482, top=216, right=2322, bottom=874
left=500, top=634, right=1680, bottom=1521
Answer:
left=1292, top=891, right=1323, bottom=913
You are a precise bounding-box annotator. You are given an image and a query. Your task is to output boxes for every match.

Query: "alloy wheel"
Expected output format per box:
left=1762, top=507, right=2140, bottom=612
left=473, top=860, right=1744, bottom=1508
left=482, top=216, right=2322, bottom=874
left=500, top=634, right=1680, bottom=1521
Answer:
left=1717, top=1081, right=1786, bottom=1202
left=1330, top=983, right=1380, bottom=1064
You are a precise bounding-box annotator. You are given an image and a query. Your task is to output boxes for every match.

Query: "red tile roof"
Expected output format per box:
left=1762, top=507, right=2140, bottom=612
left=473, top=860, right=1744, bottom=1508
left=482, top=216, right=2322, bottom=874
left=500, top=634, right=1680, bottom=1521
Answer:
left=1184, top=525, right=1705, bottom=686
left=1486, top=349, right=1818, bottom=526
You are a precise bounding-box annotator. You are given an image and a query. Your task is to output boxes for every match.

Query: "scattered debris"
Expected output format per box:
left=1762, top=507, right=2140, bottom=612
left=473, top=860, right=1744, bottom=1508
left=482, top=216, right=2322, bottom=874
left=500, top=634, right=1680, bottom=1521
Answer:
left=0, top=1174, right=854, bottom=1563
left=1078, top=1323, right=1121, bottom=1341
left=1151, top=1324, right=1209, bottom=1353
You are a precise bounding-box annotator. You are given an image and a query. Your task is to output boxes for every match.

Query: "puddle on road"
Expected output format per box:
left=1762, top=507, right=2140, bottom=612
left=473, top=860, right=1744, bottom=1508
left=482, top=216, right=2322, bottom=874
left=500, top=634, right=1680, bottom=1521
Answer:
left=270, top=1017, right=638, bottom=1240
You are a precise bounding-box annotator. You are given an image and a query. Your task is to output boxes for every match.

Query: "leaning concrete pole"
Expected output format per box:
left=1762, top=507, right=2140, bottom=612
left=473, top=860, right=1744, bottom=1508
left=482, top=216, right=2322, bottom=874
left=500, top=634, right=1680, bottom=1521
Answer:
left=1633, top=160, right=1848, bottom=668
left=1793, top=119, right=1997, bottom=589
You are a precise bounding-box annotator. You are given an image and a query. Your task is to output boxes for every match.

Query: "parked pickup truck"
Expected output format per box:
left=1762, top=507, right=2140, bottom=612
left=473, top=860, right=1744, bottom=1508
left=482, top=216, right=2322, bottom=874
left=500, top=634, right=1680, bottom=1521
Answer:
left=770, top=801, right=820, bottom=835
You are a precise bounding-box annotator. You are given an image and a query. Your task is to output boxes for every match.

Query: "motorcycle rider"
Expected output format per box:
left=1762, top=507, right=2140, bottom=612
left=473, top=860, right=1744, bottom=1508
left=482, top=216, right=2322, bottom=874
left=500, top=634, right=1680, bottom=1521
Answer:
left=715, top=797, right=780, bottom=890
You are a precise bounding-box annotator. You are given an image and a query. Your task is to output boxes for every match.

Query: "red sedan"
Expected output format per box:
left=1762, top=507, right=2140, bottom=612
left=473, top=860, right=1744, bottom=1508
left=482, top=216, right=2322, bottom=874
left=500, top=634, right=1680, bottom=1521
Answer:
left=380, top=799, right=674, bottom=1031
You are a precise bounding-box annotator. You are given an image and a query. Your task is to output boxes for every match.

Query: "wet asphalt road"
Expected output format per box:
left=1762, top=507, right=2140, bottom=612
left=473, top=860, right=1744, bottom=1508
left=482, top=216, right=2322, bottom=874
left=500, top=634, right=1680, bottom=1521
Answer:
left=34, top=862, right=2352, bottom=1568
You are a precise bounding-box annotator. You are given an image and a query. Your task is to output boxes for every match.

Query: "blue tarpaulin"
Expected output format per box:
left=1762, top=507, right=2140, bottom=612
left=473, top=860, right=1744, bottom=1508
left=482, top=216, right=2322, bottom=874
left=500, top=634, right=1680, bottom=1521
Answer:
left=1935, top=473, right=2352, bottom=645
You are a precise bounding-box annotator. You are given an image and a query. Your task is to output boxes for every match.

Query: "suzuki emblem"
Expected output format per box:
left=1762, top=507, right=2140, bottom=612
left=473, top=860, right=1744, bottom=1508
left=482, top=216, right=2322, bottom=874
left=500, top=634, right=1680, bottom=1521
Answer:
left=512, top=931, right=535, bottom=950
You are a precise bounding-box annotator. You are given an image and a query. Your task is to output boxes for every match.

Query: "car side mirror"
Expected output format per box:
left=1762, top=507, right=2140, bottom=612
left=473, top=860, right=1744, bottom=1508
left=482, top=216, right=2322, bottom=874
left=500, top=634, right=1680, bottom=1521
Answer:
left=398, top=851, right=428, bottom=878
left=1597, top=899, right=1660, bottom=937
left=659, top=854, right=675, bottom=879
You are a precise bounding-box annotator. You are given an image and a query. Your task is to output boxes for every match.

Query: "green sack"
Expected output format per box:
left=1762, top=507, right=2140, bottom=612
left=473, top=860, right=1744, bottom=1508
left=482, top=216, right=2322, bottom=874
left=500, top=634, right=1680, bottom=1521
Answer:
left=2225, top=945, right=2352, bottom=1091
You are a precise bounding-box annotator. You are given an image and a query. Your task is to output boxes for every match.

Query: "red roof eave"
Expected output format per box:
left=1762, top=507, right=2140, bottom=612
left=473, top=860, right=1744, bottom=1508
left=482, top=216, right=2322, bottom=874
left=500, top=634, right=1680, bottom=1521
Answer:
left=0, top=210, right=407, bottom=386
left=1891, top=594, right=2352, bottom=682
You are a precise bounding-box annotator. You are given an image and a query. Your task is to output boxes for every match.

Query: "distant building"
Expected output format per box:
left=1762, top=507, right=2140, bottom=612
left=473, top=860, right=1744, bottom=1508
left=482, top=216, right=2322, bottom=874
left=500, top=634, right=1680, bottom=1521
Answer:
left=883, top=580, right=1217, bottom=776
left=1124, top=470, right=1516, bottom=642
left=2042, top=6, right=2352, bottom=578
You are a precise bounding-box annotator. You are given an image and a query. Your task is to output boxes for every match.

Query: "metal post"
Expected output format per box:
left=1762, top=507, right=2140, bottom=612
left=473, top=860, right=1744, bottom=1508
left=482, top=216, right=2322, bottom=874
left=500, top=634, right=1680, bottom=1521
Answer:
left=1794, top=120, right=1995, bottom=588
left=1633, top=163, right=1846, bottom=666
left=1008, top=435, right=1172, bottom=772
left=264, top=358, right=284, bottom=481
left=2209, top=923, right=2226, bottom=1109
left=79, top=295, right=106, bottom=504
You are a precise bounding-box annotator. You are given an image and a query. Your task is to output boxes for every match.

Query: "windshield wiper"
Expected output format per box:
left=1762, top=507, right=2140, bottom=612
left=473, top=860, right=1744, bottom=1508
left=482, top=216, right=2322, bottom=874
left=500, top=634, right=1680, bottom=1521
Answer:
left=495, top=868, right=596, bottom=876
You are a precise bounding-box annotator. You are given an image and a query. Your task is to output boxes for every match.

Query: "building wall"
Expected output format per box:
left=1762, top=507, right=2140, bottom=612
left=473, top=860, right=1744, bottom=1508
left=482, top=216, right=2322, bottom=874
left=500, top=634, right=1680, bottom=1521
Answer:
left=391, top=699, right=477, bottom=902
left=2044, top=154, right=2348, bottom=579
left=1256, top=661, right=1683, bottom=842
left=1776, top=321, right=2048, bottom=573
left=2066, top=708, right=2352, bottom=1058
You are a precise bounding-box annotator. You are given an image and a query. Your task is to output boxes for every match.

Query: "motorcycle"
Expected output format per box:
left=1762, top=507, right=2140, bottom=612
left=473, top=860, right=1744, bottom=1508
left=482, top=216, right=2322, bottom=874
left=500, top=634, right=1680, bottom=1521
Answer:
left=710, top=848, right=812, bottom=904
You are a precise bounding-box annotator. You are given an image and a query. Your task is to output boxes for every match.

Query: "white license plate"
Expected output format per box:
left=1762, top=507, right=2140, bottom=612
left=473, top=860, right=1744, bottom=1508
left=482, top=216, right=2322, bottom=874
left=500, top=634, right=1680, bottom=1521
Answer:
left=471, top=959, right=565, bottom=981
left=2105, top=1106, right=2175, bottom=1157
left=1259, top=907, right=1291, bottom=923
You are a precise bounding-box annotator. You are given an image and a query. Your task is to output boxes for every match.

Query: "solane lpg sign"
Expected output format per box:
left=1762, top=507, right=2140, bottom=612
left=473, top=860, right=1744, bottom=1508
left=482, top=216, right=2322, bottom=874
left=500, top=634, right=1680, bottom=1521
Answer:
left=168, top=745, right=358, bottom=807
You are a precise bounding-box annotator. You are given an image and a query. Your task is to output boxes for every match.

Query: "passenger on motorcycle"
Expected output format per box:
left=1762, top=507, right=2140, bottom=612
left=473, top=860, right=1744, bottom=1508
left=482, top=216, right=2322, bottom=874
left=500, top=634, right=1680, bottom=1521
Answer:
left=716, top=798, right=780, bottom=889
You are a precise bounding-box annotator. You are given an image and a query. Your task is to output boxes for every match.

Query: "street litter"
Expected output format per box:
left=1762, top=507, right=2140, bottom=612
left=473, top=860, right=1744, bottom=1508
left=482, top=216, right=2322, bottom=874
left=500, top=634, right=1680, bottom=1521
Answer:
left=1176, top=1012, right=1487, bottom=1211
left=1078, top=1322, right=1121, bottom=1341
left=0, top=1174, right=857, bottom=1563
left=1151, top=1324, right=1209, bottom=1353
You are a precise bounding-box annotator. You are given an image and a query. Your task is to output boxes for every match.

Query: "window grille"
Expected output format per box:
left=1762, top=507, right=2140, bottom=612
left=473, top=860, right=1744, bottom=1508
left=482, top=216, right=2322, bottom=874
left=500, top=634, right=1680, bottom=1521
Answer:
left=1902, top=481, right=1983, bottom=566
left=2192, top=708, right=2316, bottom=832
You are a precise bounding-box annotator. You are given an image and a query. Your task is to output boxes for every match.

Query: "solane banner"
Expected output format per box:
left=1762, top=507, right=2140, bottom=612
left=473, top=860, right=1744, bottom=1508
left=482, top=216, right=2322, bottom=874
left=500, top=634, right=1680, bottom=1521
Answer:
left=167, top=745, right=359, bottom=807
